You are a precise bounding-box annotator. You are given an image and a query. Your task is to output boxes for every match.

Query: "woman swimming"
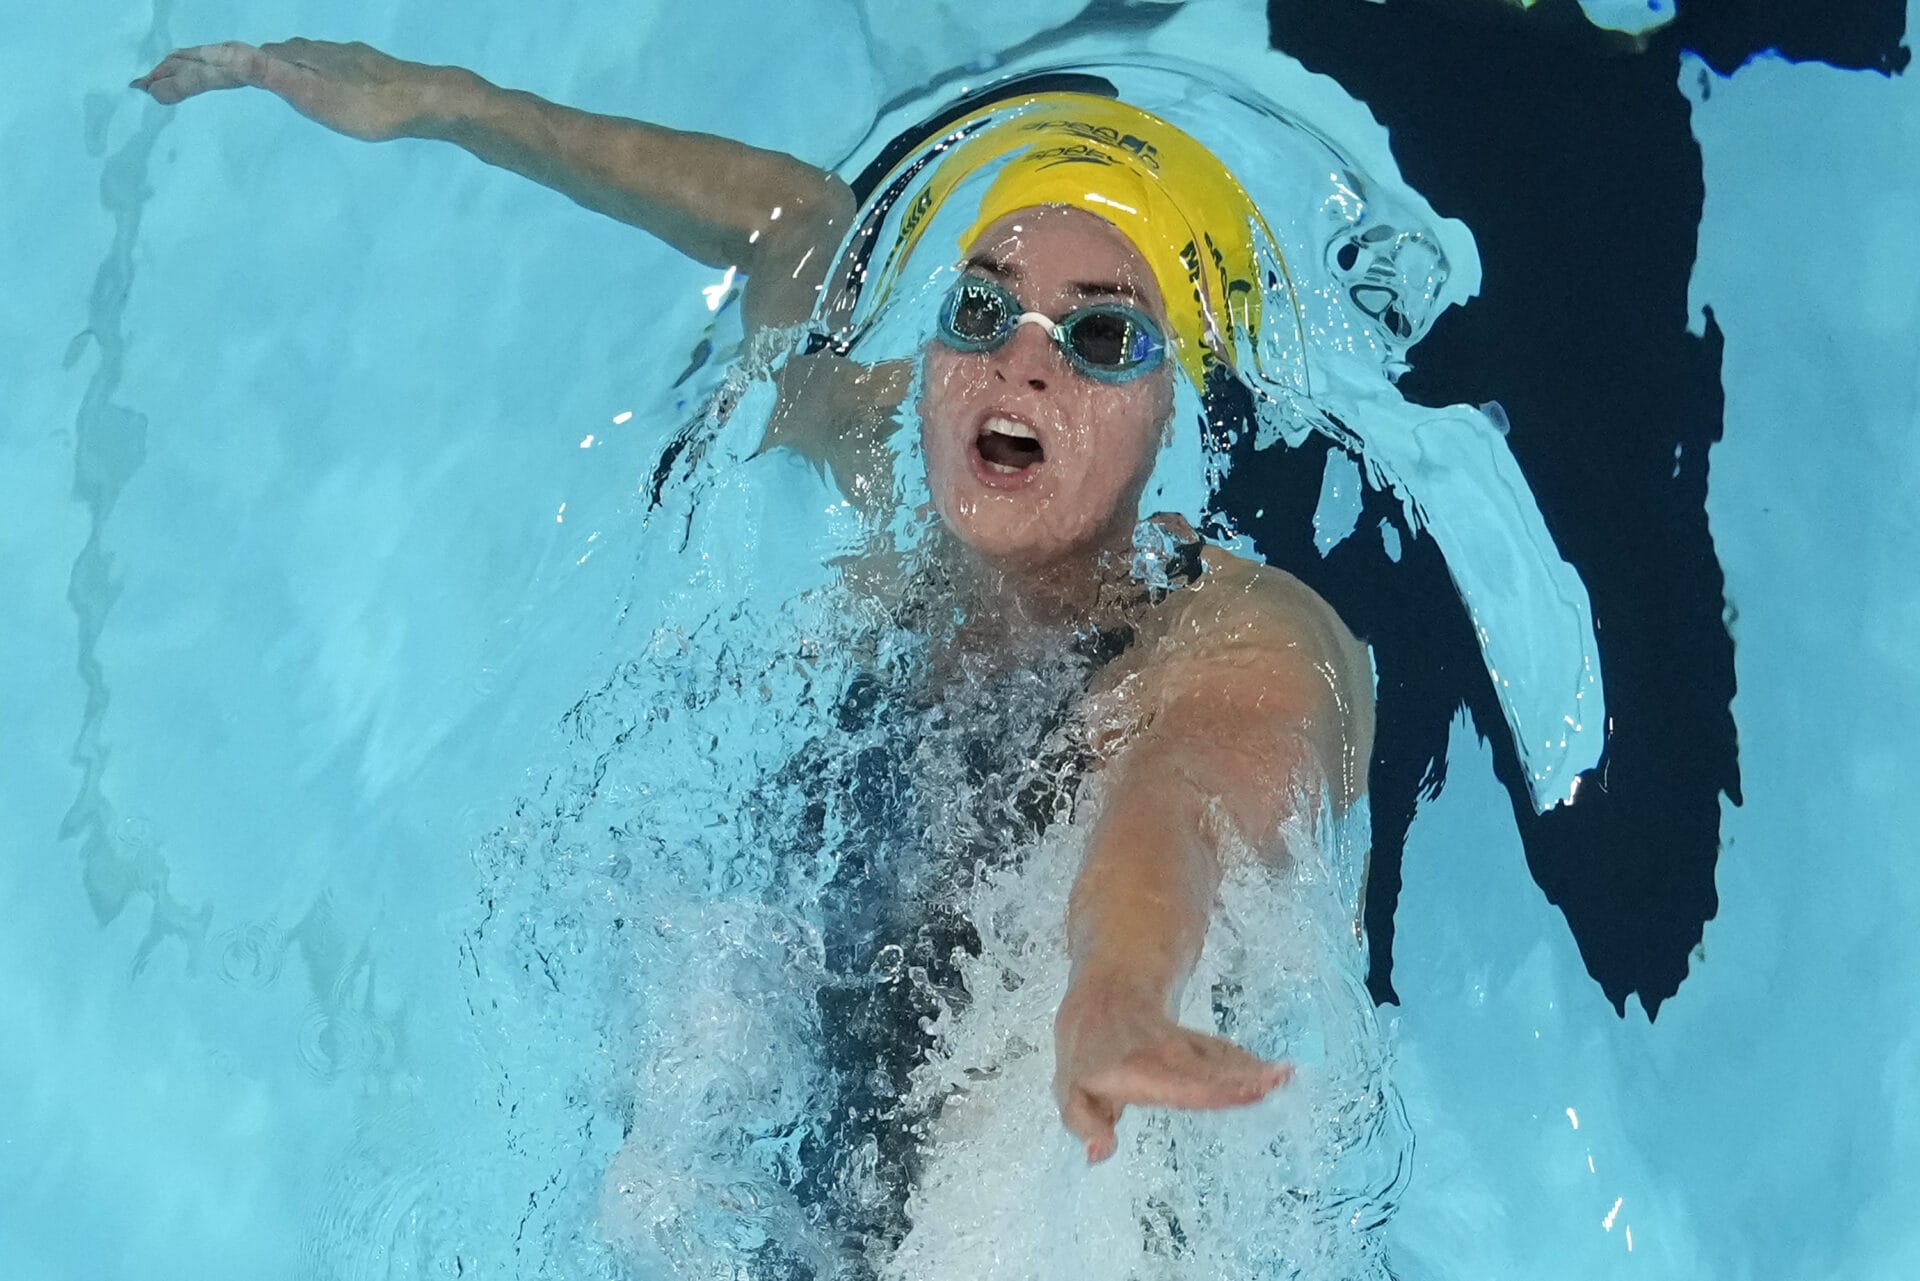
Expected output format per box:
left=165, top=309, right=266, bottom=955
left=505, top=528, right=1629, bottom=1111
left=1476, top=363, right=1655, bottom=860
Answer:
left=135, top=39, right=1375, bottom=1170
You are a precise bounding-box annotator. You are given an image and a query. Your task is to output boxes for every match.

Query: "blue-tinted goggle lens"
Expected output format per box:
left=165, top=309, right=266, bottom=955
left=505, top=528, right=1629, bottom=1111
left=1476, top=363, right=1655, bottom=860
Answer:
left=937, top=277, right=1165, bottom=383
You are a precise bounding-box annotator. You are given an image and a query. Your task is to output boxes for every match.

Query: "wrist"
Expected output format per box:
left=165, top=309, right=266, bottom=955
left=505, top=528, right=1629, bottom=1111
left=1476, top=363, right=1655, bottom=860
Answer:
left=1065, top=885, right=1207, bottom=1017
left=406, top=64, right=489, bottom=142
left=1065, top=950, right=1183, bottom=1019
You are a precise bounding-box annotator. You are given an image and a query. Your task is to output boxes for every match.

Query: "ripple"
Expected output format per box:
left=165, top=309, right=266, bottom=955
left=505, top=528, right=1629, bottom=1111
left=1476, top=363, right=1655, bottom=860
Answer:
left=214, top=921, right=285, bottom=988
left=301, top=1148, right=467, bottom=1281
left=295, top=1000, right=394, bottom=1082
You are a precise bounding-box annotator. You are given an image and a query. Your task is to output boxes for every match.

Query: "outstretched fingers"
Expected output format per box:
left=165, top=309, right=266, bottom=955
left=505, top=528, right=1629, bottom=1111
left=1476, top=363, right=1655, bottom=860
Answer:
left=1086, top=1028, right=1292, bottom=1112
left=1056, top=1028, right=1294, bottom=1164
left=131, top=42, right=277, bottom=103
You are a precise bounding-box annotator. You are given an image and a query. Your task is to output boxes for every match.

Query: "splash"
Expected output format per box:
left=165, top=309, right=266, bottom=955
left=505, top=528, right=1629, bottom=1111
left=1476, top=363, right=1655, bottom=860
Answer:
left=887, top=786, right=1407, bottom=1281
left=459, top=449, right=1409, bottom=1276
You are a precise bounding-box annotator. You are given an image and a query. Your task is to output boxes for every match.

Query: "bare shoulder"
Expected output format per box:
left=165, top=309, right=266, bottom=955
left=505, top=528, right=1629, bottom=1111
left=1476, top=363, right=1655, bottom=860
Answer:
left=1161, top=550, right=1365, bottom=678
left=1113, top=546, right=1374, bottom=805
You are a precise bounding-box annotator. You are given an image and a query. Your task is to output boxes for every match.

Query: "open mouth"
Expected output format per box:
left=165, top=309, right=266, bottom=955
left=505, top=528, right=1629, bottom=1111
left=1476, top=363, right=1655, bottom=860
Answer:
left=974, top=416, right=1046, bottom=475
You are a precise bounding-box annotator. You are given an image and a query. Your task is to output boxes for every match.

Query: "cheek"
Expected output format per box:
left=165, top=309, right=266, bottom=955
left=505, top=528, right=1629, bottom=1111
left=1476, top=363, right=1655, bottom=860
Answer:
left=1080, top=380, right=1171, bottom=487
left=918, top=349, right=974, bottom=439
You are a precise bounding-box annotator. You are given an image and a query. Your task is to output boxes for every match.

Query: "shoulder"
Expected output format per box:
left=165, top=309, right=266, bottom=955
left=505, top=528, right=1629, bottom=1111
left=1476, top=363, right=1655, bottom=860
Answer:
left=1126, top=547, right=1374, bottom=804
left=1161, top=550, right=1367, bottom=688
left=1191, top=548, right=1355, bottom=641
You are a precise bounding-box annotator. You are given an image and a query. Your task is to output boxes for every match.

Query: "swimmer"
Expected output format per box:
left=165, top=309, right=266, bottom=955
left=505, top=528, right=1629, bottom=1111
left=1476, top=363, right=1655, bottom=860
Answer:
left=135, top=40, right=1375, bottom=1167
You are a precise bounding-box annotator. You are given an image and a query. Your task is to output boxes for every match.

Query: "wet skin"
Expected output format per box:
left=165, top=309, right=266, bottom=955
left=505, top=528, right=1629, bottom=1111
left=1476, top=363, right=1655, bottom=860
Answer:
left=916, top=206, right=1175, bottom=578
left=901, top=209, right=1370, bottom=1160
left=133, top=43, right=1373, bottom=1167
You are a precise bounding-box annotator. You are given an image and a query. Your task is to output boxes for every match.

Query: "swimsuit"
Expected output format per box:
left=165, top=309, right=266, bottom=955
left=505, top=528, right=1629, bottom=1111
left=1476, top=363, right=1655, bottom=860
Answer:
left=772, top=542, right=1206, bottom=1277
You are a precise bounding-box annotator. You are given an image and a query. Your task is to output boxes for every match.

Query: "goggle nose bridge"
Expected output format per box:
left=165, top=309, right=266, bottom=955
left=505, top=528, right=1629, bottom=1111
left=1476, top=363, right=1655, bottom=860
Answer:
left=1009, top=310, right=1063, bottom=339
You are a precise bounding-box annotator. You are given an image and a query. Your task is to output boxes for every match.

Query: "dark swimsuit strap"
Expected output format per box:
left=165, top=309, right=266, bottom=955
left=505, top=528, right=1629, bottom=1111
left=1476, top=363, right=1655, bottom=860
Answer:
left=1073, top=526, right=1207, bottom=672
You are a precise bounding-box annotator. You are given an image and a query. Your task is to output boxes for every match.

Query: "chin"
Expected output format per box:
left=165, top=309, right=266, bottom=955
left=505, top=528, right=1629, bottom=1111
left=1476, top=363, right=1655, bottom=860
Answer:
left=926, top=447, right=1135, bottom=570
left=935, top=501, right=1107, bottom=570
left=947, top=522, right=1055, bottom=566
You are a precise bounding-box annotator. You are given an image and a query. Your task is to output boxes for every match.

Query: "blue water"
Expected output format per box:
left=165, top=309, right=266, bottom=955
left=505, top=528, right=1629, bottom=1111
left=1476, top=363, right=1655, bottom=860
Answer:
left=5, top=1, right=1918, bottom=1278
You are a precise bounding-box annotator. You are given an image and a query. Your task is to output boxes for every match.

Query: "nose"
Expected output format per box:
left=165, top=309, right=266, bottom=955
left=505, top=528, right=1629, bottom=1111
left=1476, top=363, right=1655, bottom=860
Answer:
left=992, top=315, right=1061, bottom=391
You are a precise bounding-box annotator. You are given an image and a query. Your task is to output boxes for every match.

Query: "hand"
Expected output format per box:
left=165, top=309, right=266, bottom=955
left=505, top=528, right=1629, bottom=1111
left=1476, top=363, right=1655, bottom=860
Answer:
left=131, top=40, right=438, bottom=142
left=1053, top=971, right=1292, bottom=1164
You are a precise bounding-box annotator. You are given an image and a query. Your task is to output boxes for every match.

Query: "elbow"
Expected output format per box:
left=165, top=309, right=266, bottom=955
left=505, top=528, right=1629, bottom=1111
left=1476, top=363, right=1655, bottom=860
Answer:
left=801, top=172, right=858, bottom=231
left=744, top=169, right=855, bottom=277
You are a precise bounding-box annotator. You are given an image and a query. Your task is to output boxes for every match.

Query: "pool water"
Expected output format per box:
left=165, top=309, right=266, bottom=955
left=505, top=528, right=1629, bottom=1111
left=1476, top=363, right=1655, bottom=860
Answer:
left=4, top=1, right=1917, bottom=1278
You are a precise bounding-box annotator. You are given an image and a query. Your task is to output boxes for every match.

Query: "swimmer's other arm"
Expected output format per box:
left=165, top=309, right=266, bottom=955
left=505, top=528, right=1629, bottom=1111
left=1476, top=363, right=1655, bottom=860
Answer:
left=132, top=40, right=854, bottom=331
left=1054, top=575, right=1371, bottom=1163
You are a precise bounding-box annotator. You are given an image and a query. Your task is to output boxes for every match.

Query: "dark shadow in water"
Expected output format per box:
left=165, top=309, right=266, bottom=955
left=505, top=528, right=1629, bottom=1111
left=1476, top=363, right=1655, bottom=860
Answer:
left=1236, top=0, right=1908, bottom=1015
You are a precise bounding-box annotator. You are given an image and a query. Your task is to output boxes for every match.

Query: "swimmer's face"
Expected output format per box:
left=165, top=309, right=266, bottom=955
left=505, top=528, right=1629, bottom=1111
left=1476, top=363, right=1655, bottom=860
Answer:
left=918, top=205, right=1176, bottom=569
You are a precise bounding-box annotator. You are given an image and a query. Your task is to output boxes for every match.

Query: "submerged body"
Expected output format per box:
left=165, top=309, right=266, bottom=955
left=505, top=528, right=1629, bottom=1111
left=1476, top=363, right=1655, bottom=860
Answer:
left=769, top=196, right=1374, bottom=1163
left=137, top=37, right=1384, bottom=1266
left=572, top=545, right=1391, bottom=1276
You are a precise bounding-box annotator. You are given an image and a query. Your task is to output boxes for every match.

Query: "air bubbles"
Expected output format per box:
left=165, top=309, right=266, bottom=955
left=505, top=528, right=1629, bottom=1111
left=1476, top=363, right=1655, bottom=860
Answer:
left=871, top=942, right=906, bottom=980
left=458, top=496, right=1415, bottom=1275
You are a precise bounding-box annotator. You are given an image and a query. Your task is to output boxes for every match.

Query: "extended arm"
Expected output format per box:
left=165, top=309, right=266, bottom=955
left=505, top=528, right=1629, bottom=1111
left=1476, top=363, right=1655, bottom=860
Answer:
left=133, top=40, right=854, bottom=331
left=135, top=38, right=910, bottom=500
left=1054, top=569, right=1372, bottom=1161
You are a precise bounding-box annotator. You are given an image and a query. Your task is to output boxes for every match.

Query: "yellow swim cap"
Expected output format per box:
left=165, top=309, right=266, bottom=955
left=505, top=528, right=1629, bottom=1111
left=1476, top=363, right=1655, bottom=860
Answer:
left=884, top=92, right=1282, bottom=391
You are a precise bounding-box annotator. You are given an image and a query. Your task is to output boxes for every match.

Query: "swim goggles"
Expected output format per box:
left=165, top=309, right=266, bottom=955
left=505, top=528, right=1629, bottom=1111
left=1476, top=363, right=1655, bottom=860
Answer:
left=934, top=275, right=1167, bottom=384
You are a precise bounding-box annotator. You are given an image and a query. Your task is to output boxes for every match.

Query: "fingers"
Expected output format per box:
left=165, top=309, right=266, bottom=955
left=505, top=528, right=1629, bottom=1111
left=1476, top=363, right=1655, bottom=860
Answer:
left=1059, top=1087, right=1121, bottom=1164
left=1085, top=1029, right=1292, bottom=1112
left=1057, top=1030, right=1293, bottom=1163
left=130, top=42, right=264, bottom=103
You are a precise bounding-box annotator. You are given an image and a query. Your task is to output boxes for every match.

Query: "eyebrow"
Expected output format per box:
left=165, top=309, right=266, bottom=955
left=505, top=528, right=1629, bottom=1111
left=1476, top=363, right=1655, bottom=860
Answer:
left=961, top=253, right=1146, bottom=304
left=963, top=252, right=1018, bottom=281
left=1067, top=279, right=1143, bottom=303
